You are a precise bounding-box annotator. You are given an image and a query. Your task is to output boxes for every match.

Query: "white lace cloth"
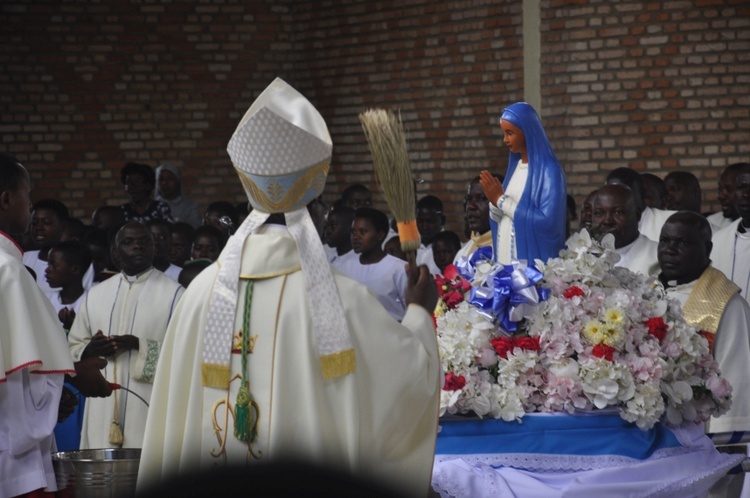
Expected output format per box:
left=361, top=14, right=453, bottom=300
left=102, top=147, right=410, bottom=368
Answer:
left=432, top=422, right=743, bottom=498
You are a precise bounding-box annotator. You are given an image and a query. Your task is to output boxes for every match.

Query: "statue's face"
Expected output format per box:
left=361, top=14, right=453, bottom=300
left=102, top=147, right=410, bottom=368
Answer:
left=500, top=120, right=526, bottom=158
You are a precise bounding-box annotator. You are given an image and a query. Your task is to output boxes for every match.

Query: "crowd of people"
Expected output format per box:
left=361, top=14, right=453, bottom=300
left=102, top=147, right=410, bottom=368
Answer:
left=1, top=77, right=749, bottom=498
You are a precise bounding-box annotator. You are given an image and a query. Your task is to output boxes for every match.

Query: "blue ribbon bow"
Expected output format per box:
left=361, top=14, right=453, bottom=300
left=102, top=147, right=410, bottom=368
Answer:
left=458, top=251, right=549, bottom=333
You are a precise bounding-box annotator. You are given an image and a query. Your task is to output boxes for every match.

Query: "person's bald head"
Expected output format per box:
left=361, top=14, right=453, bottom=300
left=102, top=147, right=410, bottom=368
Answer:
left=592, top=184, right=641, bottom=248
left=658, top=211, right=712, bottom=285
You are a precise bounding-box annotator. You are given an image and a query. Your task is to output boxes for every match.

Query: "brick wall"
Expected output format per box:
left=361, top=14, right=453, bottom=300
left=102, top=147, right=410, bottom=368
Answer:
left=1, top=1, right=297, bottom=219
left=541, top=0, right=750, bottom=210
left=2, top=0, right=748, bottom=235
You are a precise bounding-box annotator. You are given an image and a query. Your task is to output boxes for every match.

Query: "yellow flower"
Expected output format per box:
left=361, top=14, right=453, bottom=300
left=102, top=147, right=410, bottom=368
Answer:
left=601, top=323, right=625, bottom=348
left=583, top=320, right=604, bottom=344
left=604, top=308, right=625, bottom=326
left=434, top=300, right=448, bottom=318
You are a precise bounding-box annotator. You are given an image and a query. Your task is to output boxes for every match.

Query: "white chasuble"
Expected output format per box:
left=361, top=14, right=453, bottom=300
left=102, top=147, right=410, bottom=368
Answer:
left=68, top=268, right=183, bottom=449
left=666, top=274, right=750, bottom=435
left=137, top=226, right=441, bottom=497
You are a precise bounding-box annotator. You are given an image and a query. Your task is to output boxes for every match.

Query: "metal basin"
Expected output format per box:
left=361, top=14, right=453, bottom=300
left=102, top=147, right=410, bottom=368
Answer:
left=52, top=448, right=141, bottom=498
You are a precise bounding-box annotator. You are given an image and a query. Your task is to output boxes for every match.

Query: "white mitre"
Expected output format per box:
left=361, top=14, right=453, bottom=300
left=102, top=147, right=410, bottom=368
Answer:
left=202, top=78, right=354, bottom=388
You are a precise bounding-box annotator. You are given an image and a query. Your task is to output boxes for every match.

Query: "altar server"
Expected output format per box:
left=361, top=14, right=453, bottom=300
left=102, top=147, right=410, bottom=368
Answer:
left=0, top=153, right=76, bottom=497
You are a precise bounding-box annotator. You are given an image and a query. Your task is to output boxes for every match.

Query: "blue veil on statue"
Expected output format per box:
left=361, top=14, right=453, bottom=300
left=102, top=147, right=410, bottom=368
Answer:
left=490, top=102, right=567, bottom=264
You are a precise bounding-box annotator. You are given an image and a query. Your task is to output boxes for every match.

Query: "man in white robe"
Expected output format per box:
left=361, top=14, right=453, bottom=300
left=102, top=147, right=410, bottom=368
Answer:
left=454, top=177, right=493, bottom=263
left=592, top=184, right=659, bottom=276
left=1, top=153, right=112, bottom=498
left=68, top=222, right=183, bottom=450
left=606, top=167, right=676, bottom=242
left=415, top=195, right=445, bottom=276
left=137, top=79, right=441, bottom=497
left=711, top=165, right=750, bottom=302
left=658, top=212, right=750, bottom=497
left=707, top=163, right=746, bottom=232
left=0, top=155, right=74, bottom=498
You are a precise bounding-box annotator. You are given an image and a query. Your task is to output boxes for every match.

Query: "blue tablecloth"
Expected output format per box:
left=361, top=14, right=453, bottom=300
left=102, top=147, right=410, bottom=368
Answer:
left=432, top=414, right=745, bottom=498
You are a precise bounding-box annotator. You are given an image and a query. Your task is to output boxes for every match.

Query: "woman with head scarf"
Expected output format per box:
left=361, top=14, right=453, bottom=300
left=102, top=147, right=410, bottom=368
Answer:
left=480, top=102, right=567, bottom=265
left=155, top=163, right=202, bottom=228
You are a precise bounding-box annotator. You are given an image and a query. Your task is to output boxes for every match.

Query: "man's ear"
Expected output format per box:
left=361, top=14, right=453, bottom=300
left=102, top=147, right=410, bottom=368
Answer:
left=0, top=190, right=10, bottom=212
left=440, top=214, right=447, bottom=225
left=706, top=241, right=713, bottom=257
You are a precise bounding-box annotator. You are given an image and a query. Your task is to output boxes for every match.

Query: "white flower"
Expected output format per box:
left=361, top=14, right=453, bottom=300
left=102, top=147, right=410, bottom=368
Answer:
left=548, top=358, right=579, bottom=379
left=436, top=226, right=733, bottom=429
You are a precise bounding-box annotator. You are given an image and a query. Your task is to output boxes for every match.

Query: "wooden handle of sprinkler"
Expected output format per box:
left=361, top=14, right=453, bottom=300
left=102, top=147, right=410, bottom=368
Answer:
left=406, top=249, right=417, bottom=272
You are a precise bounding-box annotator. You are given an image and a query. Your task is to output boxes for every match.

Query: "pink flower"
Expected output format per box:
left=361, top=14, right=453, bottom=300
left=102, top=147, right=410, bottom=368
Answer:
left=706, top=374, right=731, bottom=398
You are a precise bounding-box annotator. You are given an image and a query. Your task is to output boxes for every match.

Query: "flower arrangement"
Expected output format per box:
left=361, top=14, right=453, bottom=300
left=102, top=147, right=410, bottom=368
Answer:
left=436, top=230, right=732, bottom=430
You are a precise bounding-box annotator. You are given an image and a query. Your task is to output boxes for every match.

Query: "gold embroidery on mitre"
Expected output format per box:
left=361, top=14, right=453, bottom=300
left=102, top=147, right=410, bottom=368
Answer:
left=683, top=267, right=740, bottom=334
left=236, top=161, right=330, bottom=213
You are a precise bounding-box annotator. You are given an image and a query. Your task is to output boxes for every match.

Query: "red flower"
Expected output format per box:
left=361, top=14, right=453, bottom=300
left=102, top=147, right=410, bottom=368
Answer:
left=434, top=264, right=471, bottom=309
left=698, top=330, right=715, bottom=353
left=644, top=317, right=668, bottom=344
left=563, top=286, right=585, bottom=299
left=514, top=336, right=540, bottom=352
left=491, top=336, right=540, bottom=359
left=443, top=264, right=460, bottom=281
left=491, top=336, right=515, bottom=359
left=592, top=344, right=616, bottom=361
left=443, top=291, right=464, bottom=308
left=443, top=372, right=466, bottom=391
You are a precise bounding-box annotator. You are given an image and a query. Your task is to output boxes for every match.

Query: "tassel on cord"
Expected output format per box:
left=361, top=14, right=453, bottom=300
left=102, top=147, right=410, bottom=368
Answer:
left=109, top=358, right=124, bottom=445
left=109, top=419, right=123, bottom=446
left=234, top=280, right=260, bottom=443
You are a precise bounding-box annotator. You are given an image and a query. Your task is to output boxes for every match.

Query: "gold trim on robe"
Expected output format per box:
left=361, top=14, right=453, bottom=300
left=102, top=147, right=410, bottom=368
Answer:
left=683, top=267, right=740, bottom=350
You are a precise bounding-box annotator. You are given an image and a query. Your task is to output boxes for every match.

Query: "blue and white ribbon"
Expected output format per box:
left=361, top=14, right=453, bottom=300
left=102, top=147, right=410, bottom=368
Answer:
left=456, top=248, right=549, bottom=333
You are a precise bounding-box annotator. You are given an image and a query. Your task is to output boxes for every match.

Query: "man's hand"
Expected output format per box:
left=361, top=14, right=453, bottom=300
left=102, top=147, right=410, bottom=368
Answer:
left=405, top=261, right=438, bottom=314
left=67, top=357, right=113, bottom=398
left=81, top=331, right=116, bottom=358
left=57, top=386, right=78, bottom=423
left=479, top=170, right=504, bottom=206
left=58, top=308, right=76, bottom=330
left=112, top=334, right=139, bottom=351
